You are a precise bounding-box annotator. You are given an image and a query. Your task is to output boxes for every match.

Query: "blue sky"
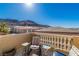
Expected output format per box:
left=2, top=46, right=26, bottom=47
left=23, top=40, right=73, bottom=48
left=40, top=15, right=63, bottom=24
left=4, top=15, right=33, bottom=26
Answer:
left=0, top=3, right=79, bottom=28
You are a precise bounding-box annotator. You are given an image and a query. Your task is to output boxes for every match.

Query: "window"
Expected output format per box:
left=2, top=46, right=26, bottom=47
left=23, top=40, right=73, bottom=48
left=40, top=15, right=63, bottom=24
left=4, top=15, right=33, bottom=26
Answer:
left=28, top=29, right=32, bottom=32
left=41, top=36, right=43, bottom=40
left=53, top=43, right=54, bottom=46
left=45, top=41, right=47, bottom=44
left=48, top=37, right=49, bottom=41
left=56, top=37, right=57, bottom=42
left=45, top=36, right=47, bottom=41
left=59, top=38, right=60, bottom=43
left=62, top=37, right=64, bottom=43
left=49, top=37, right=50, bottom=41
left=70, top=38, right=73, bottom=46
left=53, top=37, right=54, bottom=42
left=66, top=46, right=68, bottom=50
left=62, top=45, right=64, bottom=49
left=66, top=38, right=68, bottom=44
left=43, top=36, right=44, bottom=40
left=59, top=44, right=61, bottom=48
left=56, top=44, right=57, bottom=47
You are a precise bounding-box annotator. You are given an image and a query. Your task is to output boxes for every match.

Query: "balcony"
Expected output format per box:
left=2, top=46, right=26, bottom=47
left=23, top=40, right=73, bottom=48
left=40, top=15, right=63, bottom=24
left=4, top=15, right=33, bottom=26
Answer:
left=0, top=33, right=78, bottom=56
left=0, top=33, right=32, bottom=56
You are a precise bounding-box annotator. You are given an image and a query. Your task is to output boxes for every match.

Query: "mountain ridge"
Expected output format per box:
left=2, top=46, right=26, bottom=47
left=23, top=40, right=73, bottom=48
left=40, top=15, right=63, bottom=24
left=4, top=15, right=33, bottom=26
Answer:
left=0, top=19, right=50, bottom=27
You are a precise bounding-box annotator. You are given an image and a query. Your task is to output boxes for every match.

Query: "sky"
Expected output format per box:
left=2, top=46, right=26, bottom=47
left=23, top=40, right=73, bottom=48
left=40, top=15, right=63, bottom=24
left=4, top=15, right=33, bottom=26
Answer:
left=0, top=3, right=79, bottom=28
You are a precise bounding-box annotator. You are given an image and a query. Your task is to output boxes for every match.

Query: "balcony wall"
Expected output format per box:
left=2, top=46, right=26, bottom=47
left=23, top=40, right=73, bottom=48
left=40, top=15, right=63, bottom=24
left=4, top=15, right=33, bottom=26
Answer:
left=73, top=37, right=79, bottom=49
left=0, top=33, right=32, bottom=53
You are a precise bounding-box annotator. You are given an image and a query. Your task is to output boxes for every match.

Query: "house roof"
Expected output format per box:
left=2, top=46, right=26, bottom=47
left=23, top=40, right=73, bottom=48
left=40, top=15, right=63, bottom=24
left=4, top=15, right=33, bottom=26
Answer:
left=35, top=27, right=79, bottom=35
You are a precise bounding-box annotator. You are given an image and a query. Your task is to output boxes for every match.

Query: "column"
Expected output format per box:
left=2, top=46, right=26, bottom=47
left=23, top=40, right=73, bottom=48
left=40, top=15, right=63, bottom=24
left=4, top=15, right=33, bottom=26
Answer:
left=67, top=38, right=71, bottom=51
left=57, top=36, right=59, bottom=49
left=60, top=37, right=62, bottom=50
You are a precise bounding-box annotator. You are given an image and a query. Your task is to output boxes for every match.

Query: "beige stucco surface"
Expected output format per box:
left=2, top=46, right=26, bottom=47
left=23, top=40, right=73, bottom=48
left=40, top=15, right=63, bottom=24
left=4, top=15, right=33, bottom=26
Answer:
left=0, top=33, right=32, bottom=53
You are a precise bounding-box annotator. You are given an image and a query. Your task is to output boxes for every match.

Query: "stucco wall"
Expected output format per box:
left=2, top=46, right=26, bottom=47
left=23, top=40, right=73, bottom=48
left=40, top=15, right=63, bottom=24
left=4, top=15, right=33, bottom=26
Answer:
left=73, top=37, right=79, bottom=49
left=0, top=33, right=32, bottom=53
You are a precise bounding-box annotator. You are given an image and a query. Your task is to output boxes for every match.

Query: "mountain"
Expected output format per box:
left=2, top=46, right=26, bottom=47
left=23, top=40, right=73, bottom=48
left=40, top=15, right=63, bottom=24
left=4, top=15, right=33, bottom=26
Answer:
left=19, top=20, right=50, bottom=27
left=19, top=20, right=38, bottom=26
left=0, top=19, right=50, bottom=27
left=0, top=19, right=18, bottom=22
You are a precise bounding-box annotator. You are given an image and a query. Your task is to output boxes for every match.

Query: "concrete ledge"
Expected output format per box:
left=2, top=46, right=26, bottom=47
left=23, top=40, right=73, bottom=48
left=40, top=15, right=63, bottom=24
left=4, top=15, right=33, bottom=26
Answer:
left=0, top=33, right=33, bottom=54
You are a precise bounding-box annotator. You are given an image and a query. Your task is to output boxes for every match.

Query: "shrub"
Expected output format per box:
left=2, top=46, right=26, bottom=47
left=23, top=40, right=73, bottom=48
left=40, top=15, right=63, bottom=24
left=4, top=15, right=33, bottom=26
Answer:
left=0, top=22, right=9, bottom=34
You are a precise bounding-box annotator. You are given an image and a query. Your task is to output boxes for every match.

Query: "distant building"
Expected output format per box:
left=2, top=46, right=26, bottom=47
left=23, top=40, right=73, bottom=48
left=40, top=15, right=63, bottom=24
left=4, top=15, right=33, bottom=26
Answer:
left=11, top=26, right=44, bottom=33
left=32, top=27, right=79, bottom=56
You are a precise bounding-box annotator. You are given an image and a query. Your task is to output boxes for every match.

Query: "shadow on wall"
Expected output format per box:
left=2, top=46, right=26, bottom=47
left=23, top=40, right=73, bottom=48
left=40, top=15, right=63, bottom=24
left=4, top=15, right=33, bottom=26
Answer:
left=0, top=33, right=33, bottom=53
left=73, top=37, right=79, bottom=49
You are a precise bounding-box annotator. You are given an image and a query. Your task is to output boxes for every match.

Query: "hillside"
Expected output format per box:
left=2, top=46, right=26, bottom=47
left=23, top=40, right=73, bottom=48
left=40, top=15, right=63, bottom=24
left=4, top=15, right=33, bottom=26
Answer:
left=0, top=19, right=50, bottom=27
